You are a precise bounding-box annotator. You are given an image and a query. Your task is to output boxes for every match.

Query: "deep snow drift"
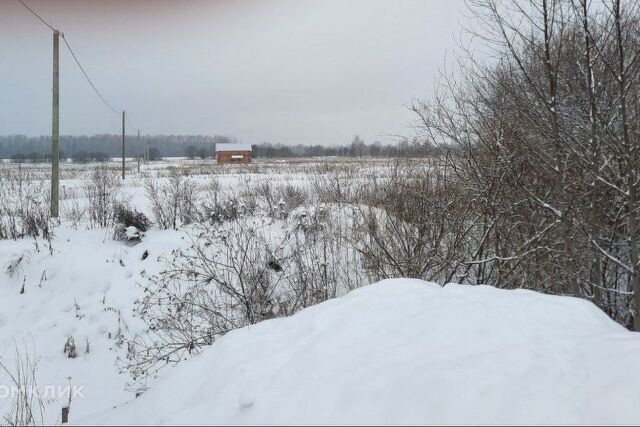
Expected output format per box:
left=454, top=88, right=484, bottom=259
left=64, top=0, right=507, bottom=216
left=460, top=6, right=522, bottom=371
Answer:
left=84, top=279, right=640, bottom=425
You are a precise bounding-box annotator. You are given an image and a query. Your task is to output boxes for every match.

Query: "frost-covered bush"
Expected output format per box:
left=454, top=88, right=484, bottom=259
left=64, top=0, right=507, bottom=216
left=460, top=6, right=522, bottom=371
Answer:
left=200, top=198, right=241, bottom=223
left=289, top=205, right=329, bottom=236
left=20, top=206, right=50, bottom=241
left=0, top=165, right=51, bottom=240
left=124, top=211, right=366, bottom=390
left=84, top=166, right=121, bottom=229
left=200, top=187, right=258, bottom=224
left=61, top=199, right=86, bottom=229
left=125, top=218, right=285, bottom=386
left=278, top=184, right=308, bottom=218
left=348, top=165, right=471, bottom=282
left=145, top=169, right=199, bottom=230
left=113, top=204, right=152, bottom=243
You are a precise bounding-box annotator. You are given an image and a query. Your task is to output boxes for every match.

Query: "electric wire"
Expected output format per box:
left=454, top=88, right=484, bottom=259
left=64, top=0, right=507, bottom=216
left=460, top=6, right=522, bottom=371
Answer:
left=18, top=0, right=129, bottom=119
left=61, top=34, right=121, bottom=115
left=16, top=0, right=56, bottom=32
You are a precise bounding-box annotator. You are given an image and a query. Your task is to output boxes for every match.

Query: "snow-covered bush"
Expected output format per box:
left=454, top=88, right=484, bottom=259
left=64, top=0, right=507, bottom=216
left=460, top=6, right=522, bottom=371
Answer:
left=60, top=199, right=86, bottom=229
left=145, top=169, right=199, bottom=230
left=84, top=166, right=121, bottom=229
left=278, top=184, right=308, bottom=218
left=124, top=212, right=365, bottom=390
left=63, top=337, right=77, bottom=359
left=0, top=165, right=51, bottom=241
left=4, top=253, right=30, bottom=280
left=125, top=218, right=288, bottom=385
left=113, top=204, right=152, bottom=243
left=200, top=197, right=242, bottom=223
left=407, top=0, right=640, bottom=329
left=346, top=164, right=473, bottom=283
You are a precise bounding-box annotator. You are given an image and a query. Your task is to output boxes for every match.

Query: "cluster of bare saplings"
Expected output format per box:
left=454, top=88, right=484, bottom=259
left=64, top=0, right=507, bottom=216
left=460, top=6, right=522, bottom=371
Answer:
left=413, top=0, right=640, bottom=329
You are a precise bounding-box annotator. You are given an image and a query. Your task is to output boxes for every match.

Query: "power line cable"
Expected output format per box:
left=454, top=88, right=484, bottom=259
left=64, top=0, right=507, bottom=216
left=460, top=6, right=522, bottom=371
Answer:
left=18, top=0, right=140, bottom=137
left=125, top=112, right=138, bottom=132
left=61, top=34, right=121, bottom=115
left=16, top=0, right=56, bottom=32
left=18, top=0, right=123, bottom=116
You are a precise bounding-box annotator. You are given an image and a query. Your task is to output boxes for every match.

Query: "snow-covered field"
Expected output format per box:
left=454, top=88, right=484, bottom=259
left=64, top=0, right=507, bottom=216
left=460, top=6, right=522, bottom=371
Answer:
left=1, top=158, right=640, bottom=425
left=0, top=157, right=399, bottom=424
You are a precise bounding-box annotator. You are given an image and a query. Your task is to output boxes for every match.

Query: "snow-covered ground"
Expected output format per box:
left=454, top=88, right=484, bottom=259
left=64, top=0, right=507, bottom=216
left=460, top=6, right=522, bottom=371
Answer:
left=2, top=158, right=640, bottom=425
left=0, top=225, right=190, bottom=424
left=82, top=279, right=640, bottom=425
left=0, top=158, right=398, bottom=424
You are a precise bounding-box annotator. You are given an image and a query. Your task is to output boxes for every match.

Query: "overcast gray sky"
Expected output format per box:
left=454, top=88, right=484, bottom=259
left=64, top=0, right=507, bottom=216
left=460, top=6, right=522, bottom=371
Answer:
left=0, top=0, right=465, bottom=145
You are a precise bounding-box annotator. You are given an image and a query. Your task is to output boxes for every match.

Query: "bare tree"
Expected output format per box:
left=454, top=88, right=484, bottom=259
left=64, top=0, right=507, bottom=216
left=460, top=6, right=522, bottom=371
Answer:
left=413, top=0, right=640, bottom=327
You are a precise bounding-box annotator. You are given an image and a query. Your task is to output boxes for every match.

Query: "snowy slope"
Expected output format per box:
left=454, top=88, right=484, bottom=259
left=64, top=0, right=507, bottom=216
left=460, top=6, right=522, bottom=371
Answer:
left=83, top=279, right=640, bottom=425
left=0, top=225, right=190, bottom=424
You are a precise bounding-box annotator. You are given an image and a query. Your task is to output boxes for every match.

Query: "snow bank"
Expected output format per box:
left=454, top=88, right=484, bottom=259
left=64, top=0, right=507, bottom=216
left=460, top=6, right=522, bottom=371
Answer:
left=83, top=279, right=640, bottom=425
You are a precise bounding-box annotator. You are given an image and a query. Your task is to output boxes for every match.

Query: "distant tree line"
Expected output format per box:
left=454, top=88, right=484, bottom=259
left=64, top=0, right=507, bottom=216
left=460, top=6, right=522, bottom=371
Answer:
left=0, top=134, right=235, bottom=161
left=2, top=134, right=442, bottom=161
left=251, top=136, right=444, bottom=159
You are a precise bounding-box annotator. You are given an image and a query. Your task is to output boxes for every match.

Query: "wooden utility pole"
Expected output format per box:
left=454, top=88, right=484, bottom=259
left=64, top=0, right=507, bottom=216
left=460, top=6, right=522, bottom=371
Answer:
left=51, top=30, right=60, bottom=218
left=122, top=111, right=125, bottom=179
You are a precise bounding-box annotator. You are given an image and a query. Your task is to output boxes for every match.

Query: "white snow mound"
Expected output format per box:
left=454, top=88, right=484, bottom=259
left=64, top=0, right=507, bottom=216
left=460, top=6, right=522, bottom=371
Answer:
left=84, top=279, right=640, bottom=425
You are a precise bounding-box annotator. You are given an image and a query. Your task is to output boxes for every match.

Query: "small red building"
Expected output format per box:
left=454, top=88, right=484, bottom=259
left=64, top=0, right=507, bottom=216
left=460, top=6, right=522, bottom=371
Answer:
left=215, top=143, right=253, bottom=164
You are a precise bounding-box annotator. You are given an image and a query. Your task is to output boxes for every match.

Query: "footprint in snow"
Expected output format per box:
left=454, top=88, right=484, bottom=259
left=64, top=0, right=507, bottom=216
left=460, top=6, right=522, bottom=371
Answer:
left=238, top=392, right=256, bottom=412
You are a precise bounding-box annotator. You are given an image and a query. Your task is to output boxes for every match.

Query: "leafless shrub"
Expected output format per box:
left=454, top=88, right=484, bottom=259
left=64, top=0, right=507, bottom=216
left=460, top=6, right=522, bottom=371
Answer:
left=0, top=347, right=45, bottom=426
left=145, top=169, right=200, bottom=230
left=278, top=185, right=308, bottom=218
left=113, top=204, right=152, bottom=243
left=63, top=338, right=77, bottom=359
left=311, top=163, right=361, bottom=204
left=21, top=209, right=50, bottom=241
left=124, top=211, right=364, bottom=390
left=84, top=167, right=120, bottom=228
left=200, top=197, right=240, bottom=224
left=60, top=199, right=86, bottom=229
left=203, top=177, right=221, bottom=205
left=411, top=0, right=640, bottom=328
left=0, top=165, right=51, bottom=241
left=4, top=253, right=30, bottom=280
left=125, top=219, right=284, bottom=383
left=365, top=164, right=472, bottom=282
left=238, top=180, right=281, bottom=218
